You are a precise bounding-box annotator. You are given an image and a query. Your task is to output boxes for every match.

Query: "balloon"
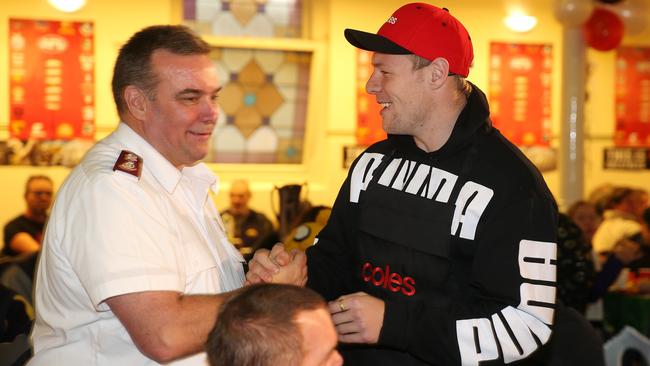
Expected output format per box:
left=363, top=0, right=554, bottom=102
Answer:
left=554, top=0, right=595, bottom=26
left=616, top=0, right=648, bottom=35
left=583, top=7, right=625, bottom=51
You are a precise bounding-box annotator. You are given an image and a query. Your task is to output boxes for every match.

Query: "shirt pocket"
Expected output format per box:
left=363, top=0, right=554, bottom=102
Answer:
left=178, top=222, right=218, bottom=278
left=357, top=183, right=454, bottom=295
left=358, top=183, right=453, bottom=258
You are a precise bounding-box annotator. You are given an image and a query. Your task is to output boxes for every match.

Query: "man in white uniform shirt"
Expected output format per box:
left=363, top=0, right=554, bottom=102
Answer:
left=29, top=25, right=305, bottom=365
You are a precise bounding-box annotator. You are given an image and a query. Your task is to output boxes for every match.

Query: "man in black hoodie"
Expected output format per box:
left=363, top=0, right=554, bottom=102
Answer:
left=248, top=3, right=582, bottom=365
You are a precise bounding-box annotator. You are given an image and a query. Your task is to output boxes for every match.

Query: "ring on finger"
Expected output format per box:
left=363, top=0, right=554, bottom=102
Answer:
left=338, top=299, right=347, bottom=312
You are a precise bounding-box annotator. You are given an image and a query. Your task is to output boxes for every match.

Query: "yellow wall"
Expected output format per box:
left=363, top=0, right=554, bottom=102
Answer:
left=0, top=0, right=177, bottom=228
left=1, top=0, right=650, bottom=230
left=584, top=44, right=650, bottom=202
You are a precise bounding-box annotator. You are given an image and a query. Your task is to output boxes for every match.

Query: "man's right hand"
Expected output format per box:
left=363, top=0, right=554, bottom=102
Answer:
left=246, top=243, right=307, bottom=286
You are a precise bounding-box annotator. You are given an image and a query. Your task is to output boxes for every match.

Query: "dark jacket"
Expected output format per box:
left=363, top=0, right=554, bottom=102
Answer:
left=2, top=215, right=45, bottom=257
left=307, top=84, right=561, bottom=365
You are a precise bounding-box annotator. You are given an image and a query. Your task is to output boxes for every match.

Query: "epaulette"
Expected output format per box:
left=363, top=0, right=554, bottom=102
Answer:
left=113, top=150, right=142, bottom=179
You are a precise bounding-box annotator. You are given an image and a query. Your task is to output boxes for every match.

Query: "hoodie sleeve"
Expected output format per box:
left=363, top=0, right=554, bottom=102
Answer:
left=305, top=177, right=358, bottom=300
left=306, top=149, right=390, bottom=299
left=379, top=192, right=558, bottom=365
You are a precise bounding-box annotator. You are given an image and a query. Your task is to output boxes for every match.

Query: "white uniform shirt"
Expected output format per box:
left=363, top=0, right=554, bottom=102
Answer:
left=29, top=123, right=244, bottom=366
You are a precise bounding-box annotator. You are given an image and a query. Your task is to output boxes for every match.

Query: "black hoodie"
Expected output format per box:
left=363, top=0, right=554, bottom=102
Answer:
left=307, top=84, right=560, bottom=365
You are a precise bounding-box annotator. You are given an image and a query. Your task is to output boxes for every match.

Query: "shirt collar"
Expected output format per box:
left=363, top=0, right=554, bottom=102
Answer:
left=112, top=123, right=184, bottom=194
left=183, top=162, right=220, bottom=196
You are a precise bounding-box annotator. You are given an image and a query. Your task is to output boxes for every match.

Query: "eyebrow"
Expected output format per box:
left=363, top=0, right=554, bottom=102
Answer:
left=176, top=86, right=222, bottom=97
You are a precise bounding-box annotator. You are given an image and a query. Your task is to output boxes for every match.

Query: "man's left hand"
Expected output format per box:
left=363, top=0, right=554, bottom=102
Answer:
left=328, top=292, right=384, bottom=344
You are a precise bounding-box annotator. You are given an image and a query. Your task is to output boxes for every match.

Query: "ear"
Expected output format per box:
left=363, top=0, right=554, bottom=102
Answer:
left=429, top=58, right=451, bottom=89
left=124, top=85, right=148, bottom=120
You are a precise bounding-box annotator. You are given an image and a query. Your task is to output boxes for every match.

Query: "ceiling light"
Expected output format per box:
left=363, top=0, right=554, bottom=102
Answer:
left=48, top=0, right=87, bottom=13
left=504, top=12, right=538, bottom=32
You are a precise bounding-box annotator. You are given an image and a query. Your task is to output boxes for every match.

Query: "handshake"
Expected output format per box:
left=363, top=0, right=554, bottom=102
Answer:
left=245, top=243, right=308, bottom=287
left=245, top=242, right=385, bottom=345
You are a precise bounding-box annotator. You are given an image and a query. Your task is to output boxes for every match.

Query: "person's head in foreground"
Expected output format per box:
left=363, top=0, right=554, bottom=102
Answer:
left=344, top=2, right=473, bottom=149
left=206, top=284, right=342, bottom=366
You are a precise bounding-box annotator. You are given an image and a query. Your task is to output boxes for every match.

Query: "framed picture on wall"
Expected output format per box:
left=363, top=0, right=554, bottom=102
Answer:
left=615, top=46, right=650, bottom=147
left=488, top=42, right=556, bottom=171
left=6, top=18, right=95, bottom=166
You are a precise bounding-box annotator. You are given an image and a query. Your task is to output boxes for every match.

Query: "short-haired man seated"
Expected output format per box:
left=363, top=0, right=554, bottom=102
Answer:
left=206, top=283, right=342, bottom=366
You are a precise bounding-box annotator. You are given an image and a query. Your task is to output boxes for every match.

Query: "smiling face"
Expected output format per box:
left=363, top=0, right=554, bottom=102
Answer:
left=365, top=53, right=433, bottom=135
left=141, top=49, right=221, bottom=168
left=297, top=308, right=343, bottom=366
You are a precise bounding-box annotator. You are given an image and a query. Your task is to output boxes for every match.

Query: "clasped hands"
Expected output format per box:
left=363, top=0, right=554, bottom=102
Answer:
left=245, top=243, right=307, bottom=286
left=246, top=243, right=385, bottom=344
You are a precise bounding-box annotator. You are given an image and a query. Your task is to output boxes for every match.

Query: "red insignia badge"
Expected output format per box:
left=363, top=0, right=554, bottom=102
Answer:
left=113, top=150, right=142, bottom=178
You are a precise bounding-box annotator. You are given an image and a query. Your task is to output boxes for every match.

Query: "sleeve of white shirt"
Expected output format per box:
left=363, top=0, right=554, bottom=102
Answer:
left=61, top=172, right=184, bottom=311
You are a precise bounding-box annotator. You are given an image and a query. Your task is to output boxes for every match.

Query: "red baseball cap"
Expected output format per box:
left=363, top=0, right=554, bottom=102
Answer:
left=344, top=3, right=474, bottom=77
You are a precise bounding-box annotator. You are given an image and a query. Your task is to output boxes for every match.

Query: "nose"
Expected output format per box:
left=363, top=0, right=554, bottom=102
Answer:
left=365, top=70, right=381, bottom=95
left=201, top=97, right=219, bottom=123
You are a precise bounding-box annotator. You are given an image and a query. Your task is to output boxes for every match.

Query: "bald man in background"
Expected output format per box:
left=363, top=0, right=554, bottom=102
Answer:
left=221, top=180, right=278, bottom=259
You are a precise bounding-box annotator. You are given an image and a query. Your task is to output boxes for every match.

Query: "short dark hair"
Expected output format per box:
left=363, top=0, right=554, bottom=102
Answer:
left=25, top=175, right=53, bottom=195
left=206, top=284, right=327, bottom=366
left=111, top=25, right=211, bottom=118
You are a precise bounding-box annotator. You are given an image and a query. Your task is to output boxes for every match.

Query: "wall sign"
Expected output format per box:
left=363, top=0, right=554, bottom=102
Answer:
left=603, top=147, right=650, bottom=170
left=615, top=47, right=650, bottom=146
left=489, top=42, right=552, bottom=147
left=9, top=19, right=95, bottom=141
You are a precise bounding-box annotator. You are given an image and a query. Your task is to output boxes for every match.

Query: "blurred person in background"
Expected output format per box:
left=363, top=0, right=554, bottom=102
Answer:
left=221, top=179, right=277, bottom=259
left=562, top=196, right=645, bottom=338
left=2, top=175, right=53, bottom=257
left=567, top=200, right=602, bottom=247
left=592, top=187, right=648, bottom=257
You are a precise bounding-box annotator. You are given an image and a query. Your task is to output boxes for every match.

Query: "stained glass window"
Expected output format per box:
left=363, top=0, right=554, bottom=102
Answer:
left=183, top=0, right=303, bottom=38
left=206, top=47, right=311, bottom=163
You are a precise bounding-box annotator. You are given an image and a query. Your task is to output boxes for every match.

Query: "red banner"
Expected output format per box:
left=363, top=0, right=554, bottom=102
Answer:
left=356, top=50, right=386, bottom=146
left=488, top=43, right=552, bottom=147
left=615, top=47, right=650, bottom=146
left=9, top=19, right=95, bottom=141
